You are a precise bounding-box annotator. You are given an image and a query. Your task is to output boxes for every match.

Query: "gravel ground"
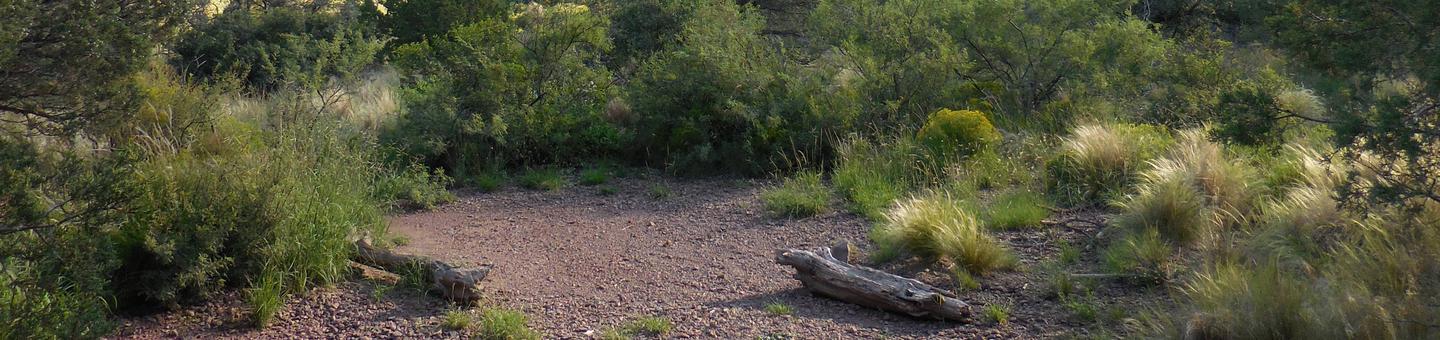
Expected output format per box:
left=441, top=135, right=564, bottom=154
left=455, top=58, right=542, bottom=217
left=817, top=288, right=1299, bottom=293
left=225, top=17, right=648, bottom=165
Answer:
left=115, top=172, right=1161, bottom=339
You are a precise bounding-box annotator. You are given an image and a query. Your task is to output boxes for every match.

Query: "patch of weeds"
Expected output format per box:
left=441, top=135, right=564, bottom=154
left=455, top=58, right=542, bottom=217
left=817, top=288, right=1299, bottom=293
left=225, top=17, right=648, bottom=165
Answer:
left=757, top=333, right=795, bottom=340
left=247, top=271, right=284, bottom=327
left=982, top=190, right=1051, bottom=230
left=1102, top=229, right=1173, bottom=284
left=951, top=267, right=981, bottom=292
left=764, top=302, right=794, bottom=316
left=598, top=328, right=630, bottom=340
left=833, top=138, right=920, bottom=221
left=391, top=235, right=411, bottom=247
left=1043, top=264, right=1075, bottom=299
left=983, top=304, right=1011, bottom=325
left=369, top=283, right=394, bottom=301
left=478, top=308, right=539, bottom=340
left=648, top=184, right=673, bottom=199
left=580, top=167, right=613, bottom=186
left=598, top=186, right=618, bottom=196
left=1063, top=294, right=1100, bottom=323
left=761, top=171, right=831, bottom=217
left=465, top=167, right=507, bottom=192
left=442, top=309, right=474, bottom=331
left=518, top=168, right=565, bottom=191
left=623, top=316, right=673, bottom=336
left=1056, top=239, right=1081, bottom=265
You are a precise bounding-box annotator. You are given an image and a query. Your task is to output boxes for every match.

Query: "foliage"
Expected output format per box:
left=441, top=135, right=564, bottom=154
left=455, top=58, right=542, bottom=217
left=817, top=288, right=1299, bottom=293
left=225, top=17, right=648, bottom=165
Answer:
left=916, top=109, right=1000, bottom=160
left=1112, top=164, right=1211, bottom=245
left=374, top=164, right=455, bottom=210
left=385, top=3, right=619, bottom=172
left=832, top=137, right=930, bottom=220
left=622, top=316, right=673, bottom=336
left=873, top=192, right=1014, bottom=274
left=478, top=308, right=539, bottom=340
left=761, top=171, right=831, bottom=217
left=983, top=304, right=1011, bottom=325
left=1101, top=229, right=1173, bottom=283
left=0, top=0, right=189, bottom=136
left=173, top=7, right=385, bottom=91
left=579, top=167, right=613, bottom=186
left=362, top=0, right=507, bottom=47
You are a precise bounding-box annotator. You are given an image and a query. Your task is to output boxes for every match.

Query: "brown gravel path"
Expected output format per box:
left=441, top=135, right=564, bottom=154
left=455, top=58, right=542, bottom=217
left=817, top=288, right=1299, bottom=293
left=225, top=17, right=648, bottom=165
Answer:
left=116, top=173, right=1157, bottom=339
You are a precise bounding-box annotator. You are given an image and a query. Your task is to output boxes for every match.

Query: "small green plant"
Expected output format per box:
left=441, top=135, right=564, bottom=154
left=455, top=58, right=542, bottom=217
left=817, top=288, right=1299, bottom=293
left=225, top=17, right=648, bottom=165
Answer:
left=624, top=316, right=673, bottom=336
left=761, top=171, right=832, bottom=217
left=247, top=271, right=284, bottom=327
left=872, top=192, right=1015, bottom=274
left=984, top=304, right=1012, bottom=325
left=764, top=302, right=794, bottom=316
left=391, top=235, right=411, bottom=247
left=1057, top=239, right=1081, bottom=265
left=519, top=168, right=566, bottom=191
left=599, top=328, right=630, bottom=340
left=951, top=267, right=981, bottom=292
left=648, top=184, right=673, bottom=199
left=369, top=283, right=394, bottom=301
left=478, top=308, right=539, bottom=340
left=983, top=190, right=1050, bottom=230
left=442, top=309, right=474, bottom=331
left=580, top=167, right=612, bottom=186
left=833, top=137, right=921, bottom=221
left=598, top=186, right=618, bottom=196
left=471, top=171, right=506, bottom=192
left=1063, top=295, right=1100, bottom=323
left=1113, top=168, right=1211, bottom=245
left=1045, top=124, right=1172, bottom=205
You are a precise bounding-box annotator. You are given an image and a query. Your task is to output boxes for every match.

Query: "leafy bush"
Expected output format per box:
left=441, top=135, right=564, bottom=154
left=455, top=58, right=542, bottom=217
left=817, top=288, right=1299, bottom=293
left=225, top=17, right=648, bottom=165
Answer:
left=579, top=167, right=613, bottom=186
left=873, top=192, right=1014, bottom=274
left=478, top=308, right=539, bottom=340
left=761, top=171, right=831, bottom=217
left=173, top=7, right=384, bottom=91
left=384, top=3, right=619, bottom=174
left=917, top=109, right=1001, bottom=160
left=374, top=164, right=455, bottom=211
left=982, top=190, right=1050, bottom=230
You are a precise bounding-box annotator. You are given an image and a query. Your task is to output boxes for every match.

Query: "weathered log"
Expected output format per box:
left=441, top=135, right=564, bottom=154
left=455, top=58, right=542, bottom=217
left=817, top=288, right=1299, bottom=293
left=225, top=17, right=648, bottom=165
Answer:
left=776, top=247, right=971, bottom=322
left=354, top=239, right=490, bottom=303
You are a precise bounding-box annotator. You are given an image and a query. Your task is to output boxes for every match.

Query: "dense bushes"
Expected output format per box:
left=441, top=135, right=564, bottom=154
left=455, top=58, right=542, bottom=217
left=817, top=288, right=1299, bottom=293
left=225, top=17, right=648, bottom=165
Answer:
left=174, top=7, right=384, bottom=91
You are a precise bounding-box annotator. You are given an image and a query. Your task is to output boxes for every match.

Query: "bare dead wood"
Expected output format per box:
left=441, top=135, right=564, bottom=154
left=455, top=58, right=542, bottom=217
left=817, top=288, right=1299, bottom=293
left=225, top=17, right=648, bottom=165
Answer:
left=354, top=239, right=490, bottom=304
left=775, top=247, right=972, bottom=322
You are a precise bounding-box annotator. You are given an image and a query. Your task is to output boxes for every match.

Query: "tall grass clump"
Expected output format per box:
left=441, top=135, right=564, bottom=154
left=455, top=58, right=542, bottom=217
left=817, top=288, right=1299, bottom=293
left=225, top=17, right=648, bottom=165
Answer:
left=1046, top=124, right=1172, bottom=205
left=761, top=171, right=831, bottom=217
left=833, top=138, right=931, bottom=220
left=1113, top=161, right=1213, bottom=245
left=872, top=192, right=1015, bottom=274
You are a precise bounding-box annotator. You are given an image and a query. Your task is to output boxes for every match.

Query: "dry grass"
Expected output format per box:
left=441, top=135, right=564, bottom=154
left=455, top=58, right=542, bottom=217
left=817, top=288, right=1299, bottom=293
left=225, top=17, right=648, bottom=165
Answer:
left=872, top=192, right=1014, bottom=274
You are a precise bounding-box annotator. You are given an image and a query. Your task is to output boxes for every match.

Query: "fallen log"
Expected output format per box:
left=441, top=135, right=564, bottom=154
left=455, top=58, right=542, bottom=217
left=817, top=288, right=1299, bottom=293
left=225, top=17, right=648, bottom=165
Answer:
left=776, top=247, right=971, bottom=322
left=354, top=239, right=490, bottom=303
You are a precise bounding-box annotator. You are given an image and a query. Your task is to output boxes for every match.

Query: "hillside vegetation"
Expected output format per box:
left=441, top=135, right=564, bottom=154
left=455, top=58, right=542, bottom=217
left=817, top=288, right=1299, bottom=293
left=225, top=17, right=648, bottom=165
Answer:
left=3, top=0, right=1439, bottom=338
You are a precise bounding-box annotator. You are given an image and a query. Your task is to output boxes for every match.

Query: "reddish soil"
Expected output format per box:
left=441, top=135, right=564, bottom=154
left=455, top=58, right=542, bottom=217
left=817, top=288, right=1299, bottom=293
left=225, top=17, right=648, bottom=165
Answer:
left=115, top=173, right=1160, bottom=339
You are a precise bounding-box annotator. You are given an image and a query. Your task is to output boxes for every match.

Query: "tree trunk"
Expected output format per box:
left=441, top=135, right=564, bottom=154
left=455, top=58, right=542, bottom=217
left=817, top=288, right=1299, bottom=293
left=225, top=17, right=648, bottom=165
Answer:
left=775, top=247, right=972, bottom=322
left=354, top=239, right=490, bottom=304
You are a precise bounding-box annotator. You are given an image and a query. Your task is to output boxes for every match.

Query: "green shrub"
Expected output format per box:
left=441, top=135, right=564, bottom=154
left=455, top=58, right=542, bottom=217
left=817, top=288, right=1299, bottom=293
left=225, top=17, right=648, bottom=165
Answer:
left=375, top=163, right=455, bottom=210
left=648, top=184, right=673, bottom=199
left=173, top=7, right=384, bottom=91
left=1171, top=263, right=1309, bottom=339
left=0, top=259, right=114, bottom=339
left=873, top=192, right=1015, bottom=274
left=982, top=190, right=1050, bottom=230
left=518, top=168, right=565, bottom=191
left=478, top=308, right=539, bottom=340
left=917, top=109, right=1001, bottom=160
left=761, top=171, right=831, bottom=217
